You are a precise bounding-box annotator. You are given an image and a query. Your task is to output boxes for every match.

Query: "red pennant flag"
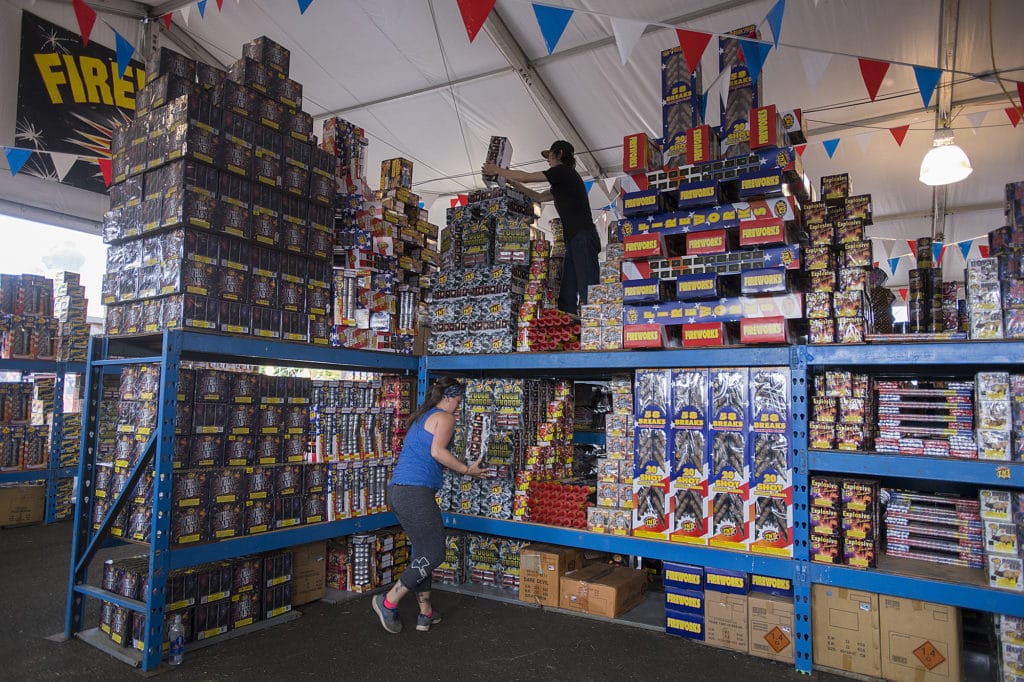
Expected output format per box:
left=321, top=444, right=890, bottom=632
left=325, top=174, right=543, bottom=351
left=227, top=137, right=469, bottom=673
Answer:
left=162, top=13, right=173, bottom=30
left=97, top=158, right=113, bottom=187
left=457, top=0, right=496, bottom=42
left=458, top=194, right=468, bottom=206
left=1007, top=107, right=1022, bottom=128
left=1018, top=82, right=1024, bottom=108
left=72, top=0, right=97, bottom=47
left=216, top=0, right=224, bottom=9
left=889, top=125, right=909, bottom=146
left=898, top=288, right=908, bottom=302
left=873, top=261, right=879, bottom=268
left=979, top=245, right=990, bottom=258
left=937, top=245, right=947, bottom=266
left=450, top=198, right=458, bottom=208
left=907, top=239, right=918, bottom=257
left=676, top=30, right=712, bottom=75
left=794, top=144, right=807, bottom=157
left=858, top=58, right=890, bottom=101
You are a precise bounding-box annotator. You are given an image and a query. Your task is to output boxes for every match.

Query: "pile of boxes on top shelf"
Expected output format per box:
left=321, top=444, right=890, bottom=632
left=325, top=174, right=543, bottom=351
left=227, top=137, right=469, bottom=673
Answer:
left=664, top=562, right=797, bottom=666
left=103, top=38, right=334, bottom=342
left=617, top=26, right=808, bottom=349
left=325, top=117, right=440, bottom=353
left=588, top=377, right=635, bottom=534
left=579, top=242, right=626, bottom=351
left=0, top=274, right=58, bottom=360
left=326, top=528, right=409, bottom=593
left=968, top=181, right=1024, bottom=340
left=632, top=366, right=794, bottom=557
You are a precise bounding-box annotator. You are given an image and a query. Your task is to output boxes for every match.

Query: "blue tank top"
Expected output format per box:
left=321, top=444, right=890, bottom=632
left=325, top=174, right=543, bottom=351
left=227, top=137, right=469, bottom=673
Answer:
left=390, top=408, right=447, bottom=490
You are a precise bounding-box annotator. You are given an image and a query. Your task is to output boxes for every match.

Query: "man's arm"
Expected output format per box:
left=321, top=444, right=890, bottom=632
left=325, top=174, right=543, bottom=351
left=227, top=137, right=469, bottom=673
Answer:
left=508, top=179, right=553, bottom=203
left=482, top=163, right=553, bottom=202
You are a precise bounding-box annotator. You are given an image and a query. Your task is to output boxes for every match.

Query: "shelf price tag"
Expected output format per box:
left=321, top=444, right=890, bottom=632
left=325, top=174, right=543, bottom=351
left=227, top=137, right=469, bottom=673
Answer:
left=997, top=466, right=1011, bottom=480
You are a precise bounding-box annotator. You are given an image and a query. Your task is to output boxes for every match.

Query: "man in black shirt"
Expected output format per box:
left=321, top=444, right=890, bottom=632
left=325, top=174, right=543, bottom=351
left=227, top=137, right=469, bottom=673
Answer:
left=482, top=140, right=601, bottom=315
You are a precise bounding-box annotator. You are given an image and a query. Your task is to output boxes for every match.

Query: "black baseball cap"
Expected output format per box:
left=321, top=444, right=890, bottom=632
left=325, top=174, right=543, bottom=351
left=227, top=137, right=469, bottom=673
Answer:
left=541, top=140, right=574, bottom=160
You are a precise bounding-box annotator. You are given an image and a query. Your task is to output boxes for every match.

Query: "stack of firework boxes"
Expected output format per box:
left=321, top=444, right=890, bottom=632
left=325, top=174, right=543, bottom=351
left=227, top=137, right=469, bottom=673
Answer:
left=886, top=490, right=982, bottom=571
left=431, top=532, right=526, bottom=590
left=516, top=219, right=580, bottom=352
left=808, top=370, right=875, bottom=453
left=999, top=614, right=1024, bottom=682
left=588, top=376, right=634, bottom=534
left=632, top=367, right=793, bottom=557
left=53, top=271, right=89, bottom=362
left=104, top=40, right=335, bottom=342
left=327, top=528, right=409, bottom=593
left=0, top=380, right=48, bottom=472
left=803, top=173, right=883, bottom=343
left=427, top=264, right=527, bottom=355
left=306, top=376, right=411, bottom=519
left=0, top=274, right=57, bottom=360
left=981, top=488, right=1024, bottom=594
left=967, top=180, right=1024, bottom=340
left=809, top=477, right=880, bottom=568
left=579, top=242, right=626, bottom=351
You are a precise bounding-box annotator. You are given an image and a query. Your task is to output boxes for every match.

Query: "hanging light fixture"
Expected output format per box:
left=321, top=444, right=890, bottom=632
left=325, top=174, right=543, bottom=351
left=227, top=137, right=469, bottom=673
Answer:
left=919, top=128, right=973, bottom=186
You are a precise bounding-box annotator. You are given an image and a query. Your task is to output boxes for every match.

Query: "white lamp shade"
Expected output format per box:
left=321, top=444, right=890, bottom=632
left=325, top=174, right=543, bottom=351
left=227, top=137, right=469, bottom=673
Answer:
left=919, top=139, right=973, bottom=186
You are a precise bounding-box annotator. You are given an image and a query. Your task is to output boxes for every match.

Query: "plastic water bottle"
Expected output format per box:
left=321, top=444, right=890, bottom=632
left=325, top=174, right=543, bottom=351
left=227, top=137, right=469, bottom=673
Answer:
left=168, top=614, right=185, bottom=666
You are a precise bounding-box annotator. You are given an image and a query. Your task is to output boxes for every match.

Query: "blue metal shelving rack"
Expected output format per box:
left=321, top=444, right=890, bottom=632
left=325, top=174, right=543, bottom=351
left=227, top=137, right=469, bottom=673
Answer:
left=0, top=358, right=85, bottom=524
left=63, top=330, right=417, bottom=671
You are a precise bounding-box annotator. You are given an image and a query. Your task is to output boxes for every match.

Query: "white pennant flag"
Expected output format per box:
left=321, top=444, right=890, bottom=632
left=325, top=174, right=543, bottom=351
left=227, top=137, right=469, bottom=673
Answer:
left=964, top=111, right=987, bottom=134
left=49, top=152, right=78, bottom=182
left=800, top=49, right=832, bottom=92
left=703, top=77, right=722, bottom=128
left=813, top=0, right=820, bottom=6
left=720, top=70, right=731, bottom=108
left=610, top=17, right=647, bottom=66
left=180, top=5, right=191, bottom=26
left=602, top=176, right=617, bottom=196
left=877, top=237, right=894, bottom=261
left=856, top=131, right=873, bottom=155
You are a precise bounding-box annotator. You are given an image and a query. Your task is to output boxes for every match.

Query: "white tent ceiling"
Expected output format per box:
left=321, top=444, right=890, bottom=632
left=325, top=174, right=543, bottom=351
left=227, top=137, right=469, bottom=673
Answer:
left=1, top=0, right=1022, bottom=286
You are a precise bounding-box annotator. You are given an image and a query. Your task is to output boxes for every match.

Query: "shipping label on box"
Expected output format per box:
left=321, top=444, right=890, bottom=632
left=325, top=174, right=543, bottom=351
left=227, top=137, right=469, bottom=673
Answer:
left=879, top=596, right=961, bottom=682
left=705, top=591, right=749, bottom=653
left=748, top=593, right=795, bottom=663
left=811, top=585, right=881, bottom=677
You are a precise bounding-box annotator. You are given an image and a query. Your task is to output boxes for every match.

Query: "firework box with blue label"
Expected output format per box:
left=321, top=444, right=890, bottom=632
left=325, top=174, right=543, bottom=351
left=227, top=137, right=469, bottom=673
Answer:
left=668, top=369, right=710, bottom=546
left=708, top=368, right=750, bottom=551
left=633, top=369, right=671, bottom=539
left=748, top=367, right=793, bottom=557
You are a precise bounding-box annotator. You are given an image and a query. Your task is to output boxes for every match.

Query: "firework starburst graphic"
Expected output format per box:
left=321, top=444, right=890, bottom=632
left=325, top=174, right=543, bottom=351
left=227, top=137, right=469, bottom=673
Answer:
left=15, top=118, right=46, bottom=150
left=40, top=26, right=72, bottom=54
left=64, top=111, right=130, bottom=158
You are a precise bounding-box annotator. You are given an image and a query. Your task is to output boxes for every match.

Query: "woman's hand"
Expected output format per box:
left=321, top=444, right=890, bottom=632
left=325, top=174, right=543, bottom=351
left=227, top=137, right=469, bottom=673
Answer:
left=463, top=454, right=490, bottom=478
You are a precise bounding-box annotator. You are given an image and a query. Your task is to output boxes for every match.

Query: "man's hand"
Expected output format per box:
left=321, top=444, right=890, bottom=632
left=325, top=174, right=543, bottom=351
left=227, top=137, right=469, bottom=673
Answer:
left=482, top=162, right=503, bottom=176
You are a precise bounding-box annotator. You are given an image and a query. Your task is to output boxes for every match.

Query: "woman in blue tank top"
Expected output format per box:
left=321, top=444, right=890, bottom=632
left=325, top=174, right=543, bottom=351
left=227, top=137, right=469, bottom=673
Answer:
left=372, top=377, right=488, bottom=634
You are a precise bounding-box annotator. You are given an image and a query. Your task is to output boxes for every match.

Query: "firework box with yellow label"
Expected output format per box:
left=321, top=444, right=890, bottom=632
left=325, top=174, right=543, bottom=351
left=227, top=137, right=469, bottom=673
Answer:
left=623, top=189, right=676, bottom=218
left=677, top=178, right=723, bottom=210
left=736, top=169, right=785, bottom=200
left=669, top=369, right=710, bottom=545
left=676, top=272, right=736, bottom=302
left=708, top=368, right=750, bottom=551
left=749, top=367, right=793, bottom=557
left=749, top=105, right=786, bottom=151
left=623, top=133, right=662, bottom=174
left=663, top=562, right=706, bottom=640
left=686, top=125, right=720, bottom=166
left=633, top=369, right=672, bottom=539
left=686, top=229, right=737, bottom=256
left=719, top=25, right=762, bottom=159
left=661, top=44, right=702, bottom=166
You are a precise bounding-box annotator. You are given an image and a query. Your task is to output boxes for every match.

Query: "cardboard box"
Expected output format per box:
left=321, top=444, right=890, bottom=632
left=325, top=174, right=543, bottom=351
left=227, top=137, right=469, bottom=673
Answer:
left=519, top=543, right=584, bottom=607
left=748, top=593, right=795, bottom=663
left=558, top=564, right=646, bottom=618
left=705, top=590, right=749, bottom=652
left=290, top=541, right=326, bottom=605
left=812, top=585, right=881, bottom=677
left=0, top=484, right=45, bottom=527
left=879, top=596, right=962, bottom=682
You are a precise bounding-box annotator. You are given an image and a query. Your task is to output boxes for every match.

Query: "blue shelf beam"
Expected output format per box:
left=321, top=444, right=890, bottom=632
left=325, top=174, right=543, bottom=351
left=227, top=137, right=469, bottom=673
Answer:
left=0, top=470, right=49, bottom=483
left=168, top=514, right=398, bottom=570
left=73, top=585, right=147, bottom=613
left=572, top=431, right=605, bottom=446
left=441, top=513, right=794, bottom=578
left=801, top=340, right=1024, bottom=366
left=810, top=450, right=1024, bottom=489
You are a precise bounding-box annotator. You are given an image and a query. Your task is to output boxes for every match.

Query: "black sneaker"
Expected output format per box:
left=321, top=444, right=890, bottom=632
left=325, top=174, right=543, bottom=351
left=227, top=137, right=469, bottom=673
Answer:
left=416, top=610, right=442, bottom=632
left=372, top=594, right=402, bottom=634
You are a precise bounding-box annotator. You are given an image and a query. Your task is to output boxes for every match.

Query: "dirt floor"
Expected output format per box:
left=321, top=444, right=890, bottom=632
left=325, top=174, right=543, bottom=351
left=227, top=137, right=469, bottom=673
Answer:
left=1, top=521, right=846, bottom=680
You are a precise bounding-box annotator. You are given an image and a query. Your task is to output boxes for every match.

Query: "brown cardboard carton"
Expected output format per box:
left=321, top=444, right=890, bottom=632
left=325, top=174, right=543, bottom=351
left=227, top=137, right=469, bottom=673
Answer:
left=880, top=596, right=962, bottom=682
left=519, top=543, right=584, bottom=607
left=290, top=541, right=326, bottom=605
left=748, top=593, right=795, bottom=663
left=559, top=564, right=646, bottom=618
left=812, top=584, right=881, bottom=676
left=0, top=484, right=45, bottom=527
left=705, top=591, right=749, bottom=652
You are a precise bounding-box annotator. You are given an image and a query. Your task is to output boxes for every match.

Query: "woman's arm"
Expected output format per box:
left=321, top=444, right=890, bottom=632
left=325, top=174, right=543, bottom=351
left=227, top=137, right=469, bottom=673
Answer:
left=428, top=412, right=487, bottom=477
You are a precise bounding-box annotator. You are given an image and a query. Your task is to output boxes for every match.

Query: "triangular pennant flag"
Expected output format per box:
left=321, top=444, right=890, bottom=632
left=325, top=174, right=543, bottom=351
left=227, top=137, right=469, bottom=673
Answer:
left=737, top=39, right=772, bottom=83
left=72, top=0, right=97, bottom=47
left=601, top=176, right=617, bottom=195
left=610, top=17, right=646, bottom=66
left=856, top=132, right=873, bottom=155
left=889, top=124, right=910, bottom=146
left=50, top=152, right=78, bottom=182
left=114, top=31, right=135, bottom=80
left=800, top=50, right=832, bottom=91
left=457, top=0, right=496, bottom=43
left=766, top=0, right=786, bottom=48
left=450, top=198, right=458, bottom=208
left=298, top=0, right=314, bottom=13
left=584, top=180, right=594, bottom=194
left=888, top=256, right=901, bottom=275
left=965, top=111, right=987, bottom=133
left=794, top=144, right=807, bottom=157
left=198, top=0, right=207, bottom=18
left=458, top=194, right=468, bottom=206
left=899, top=287, right=908, bottom=302
left=958, top=240, right=973, bottom=262
left=933, top=241, right=944, bottom=266
left=858, top=58, right=890, bottom=101
left=3, top=148, right=33, bottom=176
left=720, top=69, right=731, bottom=108
left=823, top=138, right=840, bottom=158
left=180, top=5, right=191, bottom=25
left=813, top=0, right=820, bottom=6
left=1007, top=107, right=1022, bottom=128
left=912, top=66, right=942, bottom=109
left=676, top=29, right=712, bottom=75
left=215, top=0, right=223, bottom=9
left=907, top=239, right=918, bottom=257
left=162, top=13, right=172, bottom=30
left=97, top=158, right=112, bottom=187
left=532, top=4, right=574, bottom=55
left=980, top=245, right=990, bottom=258
left=1018, top=81, right=1024, bottom=108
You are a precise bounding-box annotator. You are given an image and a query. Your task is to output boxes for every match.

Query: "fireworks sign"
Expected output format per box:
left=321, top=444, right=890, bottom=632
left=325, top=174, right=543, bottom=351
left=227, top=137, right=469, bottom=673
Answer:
left=16, top=12, right=144, bottom=193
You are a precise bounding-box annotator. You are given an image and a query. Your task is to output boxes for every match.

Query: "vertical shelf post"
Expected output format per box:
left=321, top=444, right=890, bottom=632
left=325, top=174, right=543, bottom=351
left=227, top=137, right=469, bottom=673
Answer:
left=790, top=345, right=812, bottom=673
left=44, top=365, right=67, bottom=523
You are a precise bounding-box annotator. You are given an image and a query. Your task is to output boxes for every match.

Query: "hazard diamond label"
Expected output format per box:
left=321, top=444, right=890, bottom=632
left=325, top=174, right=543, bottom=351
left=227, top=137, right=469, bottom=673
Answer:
left=765, top=626, right=791, bottom=653
left=913, top=641, right=946, bottom=670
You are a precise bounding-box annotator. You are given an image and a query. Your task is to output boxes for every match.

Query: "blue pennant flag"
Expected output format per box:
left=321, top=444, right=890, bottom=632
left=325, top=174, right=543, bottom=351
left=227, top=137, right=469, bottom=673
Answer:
left=4, top=147, right=33, bottom=176
left=958, top=240, right=973, bottom=261
left=298, top=0, right=314, bottom=14
left=737, top=38, right=772, bottom=83
left=766, top=0, right=786, bottom=48
left=913, top=65, right=942, bottom=109
left=823, top=138, right=840, bottom=158
left=932, top=241, right=944, bottom=265
left=584, top=180, right=594, bottom=194
left=198, top=0, right=207, bottom=18
left=697, top=91, right=708, bottom=123
left=115, top=31, right=134, bottom=80
left=888, top=256, right=901, bottom=275
left=532, top=3, right=574, bottom=55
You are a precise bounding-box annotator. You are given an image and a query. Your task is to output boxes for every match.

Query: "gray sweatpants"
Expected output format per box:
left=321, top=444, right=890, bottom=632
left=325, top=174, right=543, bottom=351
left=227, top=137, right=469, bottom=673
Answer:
left=388, top=484, right=445, bottom=593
